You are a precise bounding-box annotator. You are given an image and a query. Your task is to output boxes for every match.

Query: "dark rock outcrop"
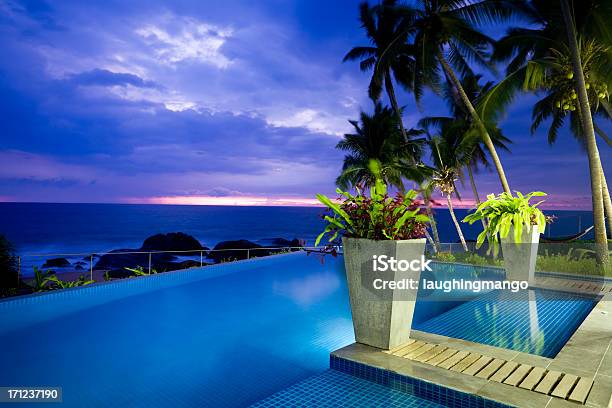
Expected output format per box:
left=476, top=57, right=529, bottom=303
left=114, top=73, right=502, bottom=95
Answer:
left=94, top=232, right=208, bottom=272
left=258, top=237, right=304, bottom=248
left=94, top=249, right=176, bottom=271
left=42, top=258, right=70, bottom=268
left=208, top=238, right=304, bottom=262
left=209, top=240, right=264, bottom=262
left=141, top=232, right=208, bottom=253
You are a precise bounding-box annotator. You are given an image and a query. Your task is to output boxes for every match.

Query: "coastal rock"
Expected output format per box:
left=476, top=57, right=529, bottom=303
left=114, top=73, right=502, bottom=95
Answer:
left=94, top=249, right=176, bottom=271
left=141, top=232, right=208, bottom=253
left=209, top=240, right=264, bottom=262
left=259, top=238, right=305, bottom=248
left=42, top=258, right=70, bottom=268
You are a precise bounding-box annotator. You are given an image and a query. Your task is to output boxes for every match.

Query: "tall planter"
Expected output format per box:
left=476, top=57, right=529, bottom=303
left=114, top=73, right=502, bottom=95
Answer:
left=501, top=225, right=540, bottom=282
left=342, top=237, right=426, bottom=350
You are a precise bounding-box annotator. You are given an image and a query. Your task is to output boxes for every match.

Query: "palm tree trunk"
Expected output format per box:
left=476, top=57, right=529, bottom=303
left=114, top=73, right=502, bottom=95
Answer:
left=467, top=163, right=488, bottom=232
left=436, top=50, right=511, bottom=194
left=424, top=229, right=436, bottom=250
left=447, top=194, right=468, bottom=252
left=384, top=71, right=408, bottom=139
left=560, top=0, right=610, bottom=269
left=424, top=195, right=441, bottom=252
left=600, top=160, right=612, bottom=238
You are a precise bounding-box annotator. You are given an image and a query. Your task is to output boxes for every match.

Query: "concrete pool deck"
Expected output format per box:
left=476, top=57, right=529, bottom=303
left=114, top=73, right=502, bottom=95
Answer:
left=331, top=277, right=612, bottom=407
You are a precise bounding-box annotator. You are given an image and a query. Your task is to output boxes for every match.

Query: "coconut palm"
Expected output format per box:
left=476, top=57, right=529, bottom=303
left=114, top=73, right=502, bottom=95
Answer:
left=422, top=73, right=512, bottom=205
left=394, top=0, right=529, bottom=194
left=335, top=103, right=429, bottom=190
left=525, top=40, right=612, bottom=239
left=425, top=123, right=472, bottom=252
left=418, top=179, right=442, bottom=253
left=485, top=0, right=611, bottom=266
left=560, top=0, right=610, bottom=267
left=344, top=0, right=415, bottom=139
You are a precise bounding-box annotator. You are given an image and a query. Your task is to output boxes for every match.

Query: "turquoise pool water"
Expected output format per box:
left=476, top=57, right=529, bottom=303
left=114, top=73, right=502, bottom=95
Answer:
left=0, top=253, right=598, bottom=407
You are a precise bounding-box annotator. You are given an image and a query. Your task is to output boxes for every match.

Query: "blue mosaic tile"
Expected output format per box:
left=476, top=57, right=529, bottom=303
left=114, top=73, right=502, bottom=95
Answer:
left=330, top=356, right=512, bottom=408
left=413, top=288, right=599, bottom=358
left=250, top=369, right=446, bottom=407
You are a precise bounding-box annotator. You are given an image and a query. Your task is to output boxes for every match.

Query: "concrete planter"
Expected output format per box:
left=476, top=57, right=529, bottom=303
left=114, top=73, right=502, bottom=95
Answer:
left=501, top=225, right=540, bottom=282
left=342, top=237, right=426, bottom=350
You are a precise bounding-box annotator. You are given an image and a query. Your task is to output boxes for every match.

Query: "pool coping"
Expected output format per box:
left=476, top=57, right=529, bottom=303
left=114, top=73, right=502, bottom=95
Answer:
left=331, top=276, right=612, bottom=408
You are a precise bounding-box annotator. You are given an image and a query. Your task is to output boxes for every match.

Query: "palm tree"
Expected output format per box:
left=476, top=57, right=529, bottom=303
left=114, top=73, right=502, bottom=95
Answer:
left=560, top=0, right=609, bottom=268
left=486, top=0, right=611, bottom=266
left=526, top=40, right=612, bottom=238
left=395, top=0, right=527, bottom=194
left=335, top=103, right=429, bottom=190
left=426, top=124, right=471, bottom=252
left=421, top=73, right=512, bottom=231
left=419, top=180, right=442, bottom=253
left=344, top=0, right=415, bottom=139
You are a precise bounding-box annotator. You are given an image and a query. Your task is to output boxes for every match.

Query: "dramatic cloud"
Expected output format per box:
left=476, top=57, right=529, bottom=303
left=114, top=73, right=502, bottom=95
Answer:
left=0, top=0, right=608, bottom=208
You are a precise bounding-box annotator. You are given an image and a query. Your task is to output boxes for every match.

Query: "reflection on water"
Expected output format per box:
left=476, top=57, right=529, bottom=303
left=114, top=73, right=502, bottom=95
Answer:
left=272, top=271, right=341, bottom=307
left=415, top=288, right=597, bottom=357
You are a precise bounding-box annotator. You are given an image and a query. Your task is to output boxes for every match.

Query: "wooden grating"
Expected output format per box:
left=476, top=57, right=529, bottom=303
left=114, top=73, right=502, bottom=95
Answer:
left=387, top=340, right=595, bottom=405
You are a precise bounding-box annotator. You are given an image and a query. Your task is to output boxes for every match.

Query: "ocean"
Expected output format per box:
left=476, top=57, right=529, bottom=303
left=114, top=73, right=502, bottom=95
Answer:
left=0, top=203, right=594, bottom=257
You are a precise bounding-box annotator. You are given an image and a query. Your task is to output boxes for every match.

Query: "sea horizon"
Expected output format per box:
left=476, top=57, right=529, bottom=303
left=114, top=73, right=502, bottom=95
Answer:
left=0, top=202, right=595, bottom=258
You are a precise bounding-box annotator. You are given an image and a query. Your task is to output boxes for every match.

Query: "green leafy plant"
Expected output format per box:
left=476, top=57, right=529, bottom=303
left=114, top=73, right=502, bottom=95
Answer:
left=43, top=274, right=95, bottom=289
left=463, top=191, right=547, bottom=256
left=433, top=252, right=456, bottom=263
left=125, top=266, right=158, bottom=276
left=536, top=249, right=604, bottom=276
left=315, top=160, right=428, bottom=245
left=31, top=267, right=54, bottom=292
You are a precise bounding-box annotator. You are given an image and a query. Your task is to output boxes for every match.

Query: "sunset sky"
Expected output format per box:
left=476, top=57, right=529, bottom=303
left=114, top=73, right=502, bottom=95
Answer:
left=0, top=0, right=609, bottom=209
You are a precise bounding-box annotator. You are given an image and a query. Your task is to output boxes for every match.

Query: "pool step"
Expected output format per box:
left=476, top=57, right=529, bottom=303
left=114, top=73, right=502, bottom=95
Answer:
left=386, top=340, right=595, bottom=405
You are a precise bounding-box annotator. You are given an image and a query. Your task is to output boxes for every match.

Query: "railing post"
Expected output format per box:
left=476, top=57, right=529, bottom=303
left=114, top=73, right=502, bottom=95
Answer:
left=17, top=256, right=21, bottom=289
left=247, top=249, right=250, bottom=259
left=200, top=250, right=203, bottom=267
left=90, top=254, right=93, bottom=281
left=148, top=252, right=152, bottom=274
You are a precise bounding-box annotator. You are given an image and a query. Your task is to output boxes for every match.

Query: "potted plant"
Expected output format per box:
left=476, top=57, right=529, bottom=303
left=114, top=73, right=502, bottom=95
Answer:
left=463, top=191, right=547, bottom=282
left=315, top=160, right=429, bottom=350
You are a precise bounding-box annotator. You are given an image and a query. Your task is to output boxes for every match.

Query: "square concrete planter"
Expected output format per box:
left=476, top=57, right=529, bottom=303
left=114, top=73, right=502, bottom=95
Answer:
left=501, top=225, right=540, bottom=282
left=342, top=237, right=426, bottom=350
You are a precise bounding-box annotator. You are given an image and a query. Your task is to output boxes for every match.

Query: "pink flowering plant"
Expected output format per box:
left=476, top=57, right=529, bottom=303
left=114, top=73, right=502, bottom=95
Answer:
left=315, top=160, right=429, bottom=245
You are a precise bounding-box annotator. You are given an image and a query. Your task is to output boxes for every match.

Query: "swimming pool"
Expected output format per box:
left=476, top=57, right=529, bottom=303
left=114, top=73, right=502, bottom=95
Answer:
left=0, top=253, right=598, bottom=407
left=414, top=286, right=599, bottom=358
left=0, top=253, right=354, bottom=407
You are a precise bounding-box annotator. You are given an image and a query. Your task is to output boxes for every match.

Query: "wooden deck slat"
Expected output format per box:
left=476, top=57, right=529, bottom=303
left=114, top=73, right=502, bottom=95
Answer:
left=462, top=356, right=493, bottom=376
left=518, top=367, right=547, bottom=390
left=381, top=338, right=595, bottom=405
left=534, top=371, right=563, bottom=395
left=490, top=361, right=519, bottom=383
left=385, top=339, right=415, bottom=354
left=394, top=340, right=425, bottom=357
left=551, top=374, right=579, bottom=399
left=475, top=358, right=506, bottom=380
left=437, top=350, right=470, bottom=370
left=568, top=377, right=594, bottom=404
left=450, top=353, right=481, bottom=373
left=413, top=345, right=447, bottom=363
left=504, top=364, right=533, bottom=386
left=426, top=348, right=458, bottom=367
left=403, top=343, right=436, bottom=359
